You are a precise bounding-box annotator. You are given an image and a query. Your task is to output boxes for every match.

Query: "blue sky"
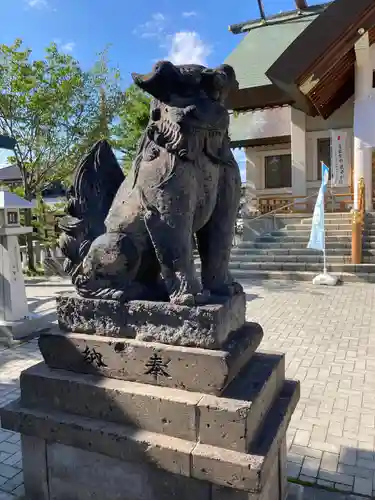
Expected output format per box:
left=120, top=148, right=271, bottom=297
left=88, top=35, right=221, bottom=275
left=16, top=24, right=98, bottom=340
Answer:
left=0, top=0, right=321, bottom=180
left=0, top=0, right=312, bottom=85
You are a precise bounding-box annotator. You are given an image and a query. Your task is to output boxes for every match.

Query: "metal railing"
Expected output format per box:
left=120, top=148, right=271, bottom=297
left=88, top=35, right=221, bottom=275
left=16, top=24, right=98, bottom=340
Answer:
left=241, top=191, right=321, bottom=238
left=239, top=188, right=354, bottom=243
left=257, top=190, right=354, bottom=215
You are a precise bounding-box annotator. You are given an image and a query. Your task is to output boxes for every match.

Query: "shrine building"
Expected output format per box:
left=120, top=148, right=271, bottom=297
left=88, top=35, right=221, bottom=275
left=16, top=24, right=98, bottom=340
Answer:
left=225, top=0, right=375, bottom=214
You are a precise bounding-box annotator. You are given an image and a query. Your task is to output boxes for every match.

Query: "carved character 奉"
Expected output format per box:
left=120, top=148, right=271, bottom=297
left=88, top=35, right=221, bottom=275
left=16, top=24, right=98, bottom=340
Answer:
left=59, top=61, right=242, bottom=305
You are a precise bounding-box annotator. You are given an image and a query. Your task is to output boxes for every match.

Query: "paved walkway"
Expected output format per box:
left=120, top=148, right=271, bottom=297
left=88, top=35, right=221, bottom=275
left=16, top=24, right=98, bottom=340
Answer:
left=0, top=278, right=374, bottom=499
left=247, top=280, right=375, bottom=498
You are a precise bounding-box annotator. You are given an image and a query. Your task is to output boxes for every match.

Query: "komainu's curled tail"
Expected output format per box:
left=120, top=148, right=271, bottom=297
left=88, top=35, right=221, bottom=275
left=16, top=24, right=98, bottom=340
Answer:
left=59, top=140, right=125, bottom=282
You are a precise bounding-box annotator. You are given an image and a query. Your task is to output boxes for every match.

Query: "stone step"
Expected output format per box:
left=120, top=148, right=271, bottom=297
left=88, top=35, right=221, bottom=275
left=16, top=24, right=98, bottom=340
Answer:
left=234, top=245, right=375, bottom=256
left=230, top=254, right=351, bottom=264
left=228, top=262, right=375, bottom=273
left=300, top=213, right=351, bottom=222
left=231, top=248, right=351, bottom=256
left=257, top=235, right=351, bottom=243
left=286, top=223, right=352, bottom=231
left=252, top=242, right=352, bottom=249
left=0, top=379, right=299, bottom=494
left=208, top=255, right=375, bottom=265
left=20, top=353, right=285, bottom=453
left=277, top=227, right=352, bottom=234
left=237, top=241, right=352, bottom=250
left=225, top=269, right=375, bottom=283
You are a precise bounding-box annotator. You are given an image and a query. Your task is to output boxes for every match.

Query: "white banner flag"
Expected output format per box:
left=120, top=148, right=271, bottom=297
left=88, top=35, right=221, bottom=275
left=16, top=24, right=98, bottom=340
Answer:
left=331, top=130, right=348, bottom=186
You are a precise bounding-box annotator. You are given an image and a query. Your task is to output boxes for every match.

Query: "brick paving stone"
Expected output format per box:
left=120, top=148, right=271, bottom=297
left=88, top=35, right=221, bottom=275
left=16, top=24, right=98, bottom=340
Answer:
left=339, top=448, right=357, bottom=466
left=1, top=472, right=23, bottom=494
left=0, top=446, right=18, bottom=458
left=243, top=280, right=375, bottom=497
left=0, top=465, right=20, bottom=481
left=287, top=461, right=302, bottom=478
left=301, top=457, right=321, bottom=478
left=358, top=450, right=375, bottom=461
left=0, top=493, right=20, bottom=500
left=1, top=454, right=21, bottom=469
left=321, top=452, right=339, bottom=472
left=335, top=483, right=353, bottom=493
left=353, top=476, right=373, bottom=496
left=337, top=464, right=373, bottom=480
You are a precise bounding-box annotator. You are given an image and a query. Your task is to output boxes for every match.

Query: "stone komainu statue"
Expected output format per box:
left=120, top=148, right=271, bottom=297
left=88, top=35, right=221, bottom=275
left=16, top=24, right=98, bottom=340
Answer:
left=59, top=61, right=242, bottom=305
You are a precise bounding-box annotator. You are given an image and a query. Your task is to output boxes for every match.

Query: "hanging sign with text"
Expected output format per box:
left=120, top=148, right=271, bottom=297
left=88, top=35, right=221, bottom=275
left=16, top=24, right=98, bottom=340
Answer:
left=331, top=130, right=348, bottom=186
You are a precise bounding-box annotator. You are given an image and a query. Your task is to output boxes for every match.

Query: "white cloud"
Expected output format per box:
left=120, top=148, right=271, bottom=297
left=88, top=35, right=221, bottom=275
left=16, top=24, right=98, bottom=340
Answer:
left=182, top=11, right=197, bottom=17
left=167, top=32, right=211, bottom=66
left=53, top=40, right=76, bottom=53
left=134, top=14, right=211, bottom=67
left=27, top=0, right=48, bottom=8
left=61, top=42, right=75, bottom=53
left=134, top=12, right=167, bottom=39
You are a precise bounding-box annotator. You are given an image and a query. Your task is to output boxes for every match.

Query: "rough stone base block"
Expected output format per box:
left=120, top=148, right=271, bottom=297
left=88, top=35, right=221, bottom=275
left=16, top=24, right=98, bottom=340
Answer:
left=22, top=436, right=211, bottom=500
left=19, top=353, right=285, bottom=451
left=56, top=291, right=246, bottom=348
left=1, top=298, right=299, bottom=500
left=212, top=456, right=280, bottom=499
left=1, top=379, right=299, bottom=497
left=37, top=322, right=263, bottom=395
left=21, top=437, right=286, bottom=500
left=21, top=437, right=287, bottom=500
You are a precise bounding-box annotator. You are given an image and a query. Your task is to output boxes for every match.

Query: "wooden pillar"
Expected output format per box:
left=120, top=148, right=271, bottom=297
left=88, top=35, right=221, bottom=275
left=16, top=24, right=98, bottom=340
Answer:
left=351, top=210, right=362, bottom=264
left=351, top=178, right=365, bottom=264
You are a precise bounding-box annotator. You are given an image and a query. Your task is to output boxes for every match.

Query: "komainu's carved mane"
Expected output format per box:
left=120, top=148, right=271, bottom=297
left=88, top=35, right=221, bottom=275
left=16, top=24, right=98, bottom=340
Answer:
left=59, top=141, right=124, bottom=279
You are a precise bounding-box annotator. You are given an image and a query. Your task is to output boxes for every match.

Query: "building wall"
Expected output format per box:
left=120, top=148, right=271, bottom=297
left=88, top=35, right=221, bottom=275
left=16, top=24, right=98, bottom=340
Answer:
left=244, top=97, right=355, bottom=209
left=245, top=142, right=292, bottom=196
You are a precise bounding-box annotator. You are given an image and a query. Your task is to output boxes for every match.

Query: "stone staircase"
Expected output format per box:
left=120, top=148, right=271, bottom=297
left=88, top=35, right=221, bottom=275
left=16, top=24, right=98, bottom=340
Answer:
left=197, top=213, right=375, bottom=283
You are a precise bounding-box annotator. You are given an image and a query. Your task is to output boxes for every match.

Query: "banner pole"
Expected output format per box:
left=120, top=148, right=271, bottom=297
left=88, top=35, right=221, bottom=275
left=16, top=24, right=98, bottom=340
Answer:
left=310, top=161, right=338, bottom=285
left=322, top=161, right=327, bottom=275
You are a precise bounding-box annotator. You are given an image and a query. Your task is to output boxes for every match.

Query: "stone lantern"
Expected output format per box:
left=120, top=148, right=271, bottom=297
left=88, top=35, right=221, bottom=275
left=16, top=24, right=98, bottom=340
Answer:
left=0, top=190, right=42, bottom=344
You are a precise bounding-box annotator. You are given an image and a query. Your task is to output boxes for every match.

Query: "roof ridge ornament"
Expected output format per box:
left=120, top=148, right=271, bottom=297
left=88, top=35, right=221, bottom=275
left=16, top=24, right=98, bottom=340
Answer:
left=295, top=0, right=308, bottom=9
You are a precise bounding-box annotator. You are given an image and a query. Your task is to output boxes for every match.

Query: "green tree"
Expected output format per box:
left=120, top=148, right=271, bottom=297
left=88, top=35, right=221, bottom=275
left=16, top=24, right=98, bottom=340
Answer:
left=0, top=39, right=124, bottom=270
left=113, top=83, right=150, bottom=173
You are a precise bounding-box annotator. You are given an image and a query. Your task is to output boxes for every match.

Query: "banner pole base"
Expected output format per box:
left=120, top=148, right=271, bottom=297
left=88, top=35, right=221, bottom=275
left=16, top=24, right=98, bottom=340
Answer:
left=312, top=272, right=339, bottom=286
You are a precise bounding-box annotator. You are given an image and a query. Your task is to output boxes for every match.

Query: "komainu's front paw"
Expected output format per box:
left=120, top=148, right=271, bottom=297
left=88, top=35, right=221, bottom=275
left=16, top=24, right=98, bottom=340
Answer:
left=207, top=281, right=244, bottom=297
left=170, top=293, right=196, bottom=306
left=230, top=281, right=244, bottom=295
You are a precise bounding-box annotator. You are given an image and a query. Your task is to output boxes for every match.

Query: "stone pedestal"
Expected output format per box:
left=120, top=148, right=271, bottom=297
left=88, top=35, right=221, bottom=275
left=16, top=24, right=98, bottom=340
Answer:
left=1, top=292, right=299, bottom=499
left=0, top=191, right=43, bottom=345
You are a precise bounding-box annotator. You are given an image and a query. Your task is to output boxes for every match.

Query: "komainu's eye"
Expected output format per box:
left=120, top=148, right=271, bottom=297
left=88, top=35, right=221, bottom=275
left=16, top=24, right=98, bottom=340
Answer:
left=151, top=108, right=161, bottom=121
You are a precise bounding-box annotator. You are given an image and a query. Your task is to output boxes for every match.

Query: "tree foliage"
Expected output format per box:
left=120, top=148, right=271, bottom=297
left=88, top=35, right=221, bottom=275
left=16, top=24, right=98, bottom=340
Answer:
left=0, top=39, right=123, bottom=199
left=113, top=83, right=150, bottom=173
left=0, top=39, right=151, bottom=270
left=0, top=39, right=123, bottom=269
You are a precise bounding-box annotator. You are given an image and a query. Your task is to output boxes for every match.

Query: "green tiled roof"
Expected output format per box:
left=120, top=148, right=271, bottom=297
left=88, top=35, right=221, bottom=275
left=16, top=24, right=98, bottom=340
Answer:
left=225, top=15, right=319, bottom=90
